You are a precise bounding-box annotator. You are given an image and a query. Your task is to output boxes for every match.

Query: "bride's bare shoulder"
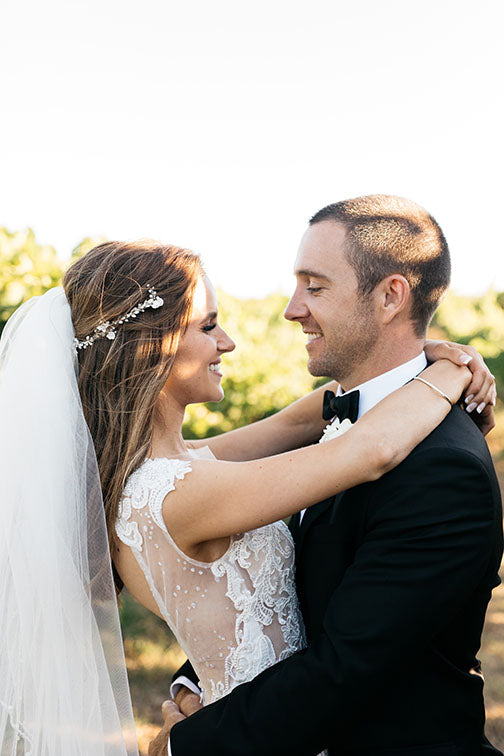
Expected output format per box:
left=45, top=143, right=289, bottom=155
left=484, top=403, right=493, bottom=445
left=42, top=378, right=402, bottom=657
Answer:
left=158, top=457, right=232, bottom=558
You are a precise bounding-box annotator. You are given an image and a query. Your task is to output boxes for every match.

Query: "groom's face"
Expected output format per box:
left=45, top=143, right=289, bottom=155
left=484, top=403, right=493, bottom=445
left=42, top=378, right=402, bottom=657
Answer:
left=284, top=220, right=379, bottom=386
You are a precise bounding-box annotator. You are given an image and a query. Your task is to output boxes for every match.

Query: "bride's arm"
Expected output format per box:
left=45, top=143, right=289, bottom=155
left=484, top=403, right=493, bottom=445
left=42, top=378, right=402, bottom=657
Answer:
left=164, top=360, right=472, bottom=547
left=186, top=341, right=496, bottom=461
left=186, top=380, right=337, bottom=460
left=424, top=339, right=497, bottom=435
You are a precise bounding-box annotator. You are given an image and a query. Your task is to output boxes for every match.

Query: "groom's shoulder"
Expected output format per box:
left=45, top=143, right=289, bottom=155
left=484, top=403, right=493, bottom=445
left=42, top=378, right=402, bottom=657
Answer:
left=402, top=405, right=498, bottom=487
left=416, top=404, right=491, bottom=460
left=366, top=406, right=501, bottom=515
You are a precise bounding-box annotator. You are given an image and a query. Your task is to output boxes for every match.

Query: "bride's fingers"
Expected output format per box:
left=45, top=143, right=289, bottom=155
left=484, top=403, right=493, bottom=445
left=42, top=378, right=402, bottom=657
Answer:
left=426, top=339, right=498, bottom=418
left=464, top=371, right=497, bottom=415
left=453, top=346, right=496, bottom=408
left=425, top=340, right=496, bottom=409
left=424, top=340, right=474, bottom=368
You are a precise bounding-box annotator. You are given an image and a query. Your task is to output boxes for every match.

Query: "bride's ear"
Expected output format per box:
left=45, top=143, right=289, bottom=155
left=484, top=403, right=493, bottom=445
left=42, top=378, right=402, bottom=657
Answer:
left=376, top=274, right=411, bottom=325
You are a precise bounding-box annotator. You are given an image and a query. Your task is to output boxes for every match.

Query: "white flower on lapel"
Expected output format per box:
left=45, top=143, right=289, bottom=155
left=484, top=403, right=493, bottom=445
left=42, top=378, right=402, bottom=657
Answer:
left=319, top=417, right=353, bottom=443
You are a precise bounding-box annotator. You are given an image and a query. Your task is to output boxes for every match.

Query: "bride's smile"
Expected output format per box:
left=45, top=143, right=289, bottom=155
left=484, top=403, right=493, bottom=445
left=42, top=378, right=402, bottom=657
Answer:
left=162, top=275, right=235, bottom=407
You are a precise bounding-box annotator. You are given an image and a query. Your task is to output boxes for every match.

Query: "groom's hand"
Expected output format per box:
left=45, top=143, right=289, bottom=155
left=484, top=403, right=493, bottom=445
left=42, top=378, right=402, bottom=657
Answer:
left=174, top=687, right=203, bottom=716
left=148, top=701, right=185, bottom=756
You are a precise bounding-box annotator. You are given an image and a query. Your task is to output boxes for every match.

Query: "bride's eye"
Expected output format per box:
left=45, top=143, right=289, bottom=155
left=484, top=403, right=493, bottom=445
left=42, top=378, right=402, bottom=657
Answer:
left=203, top=324, right=217, bottom=332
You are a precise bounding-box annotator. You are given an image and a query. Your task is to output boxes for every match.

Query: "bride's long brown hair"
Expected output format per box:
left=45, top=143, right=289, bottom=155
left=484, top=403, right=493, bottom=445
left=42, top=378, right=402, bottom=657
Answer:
left=63, top=240, right=203, bottom=553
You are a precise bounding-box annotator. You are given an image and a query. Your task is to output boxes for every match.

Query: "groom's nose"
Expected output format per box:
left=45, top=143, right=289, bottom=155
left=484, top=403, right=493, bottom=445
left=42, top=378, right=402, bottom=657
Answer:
left=284, top=289, right=309, bottom=322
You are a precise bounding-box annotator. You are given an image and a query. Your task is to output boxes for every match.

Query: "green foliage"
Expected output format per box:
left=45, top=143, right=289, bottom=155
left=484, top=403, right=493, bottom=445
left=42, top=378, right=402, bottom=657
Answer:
left=182, top=290, right=318, bottom=437
left=119, top=590, right=175, bottom=650
left=432, top=290, right=504, bottom=396
left=0, top=229, right=109, bottom=336
left=0, top=228, right=62, bottom=334
left=1, top=225, right=503, bottom=433
left=71, top=236, right=108, bottom=261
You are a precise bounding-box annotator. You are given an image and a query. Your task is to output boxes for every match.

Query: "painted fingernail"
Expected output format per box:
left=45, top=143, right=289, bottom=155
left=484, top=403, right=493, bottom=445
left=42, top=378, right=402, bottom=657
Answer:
left=460, top=355, right=472, bottom=365
left=464, top=395, right=474, bottom=404
left=476, top=402, right=486, bottom=414
left=466, top=402, right=478, bottom=413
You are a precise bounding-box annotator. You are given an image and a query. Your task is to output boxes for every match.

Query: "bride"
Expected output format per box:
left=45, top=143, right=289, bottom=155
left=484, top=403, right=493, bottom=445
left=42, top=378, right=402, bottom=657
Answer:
left=0, top=240, right=494, bottom=755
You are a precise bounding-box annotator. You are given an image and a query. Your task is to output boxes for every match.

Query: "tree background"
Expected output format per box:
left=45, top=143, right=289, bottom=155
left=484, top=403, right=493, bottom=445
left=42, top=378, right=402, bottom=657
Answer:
left=3, top=226, right=503, bottom=426
left=1, top=228, right=503, bottom=751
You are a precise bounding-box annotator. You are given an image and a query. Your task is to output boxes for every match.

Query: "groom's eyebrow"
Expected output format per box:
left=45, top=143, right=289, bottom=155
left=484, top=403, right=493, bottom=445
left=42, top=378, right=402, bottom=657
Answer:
left=296, top=268, right=332, bottom=283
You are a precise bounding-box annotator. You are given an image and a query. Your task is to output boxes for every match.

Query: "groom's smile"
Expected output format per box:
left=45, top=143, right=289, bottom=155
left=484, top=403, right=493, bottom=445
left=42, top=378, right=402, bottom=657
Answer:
left=304, top=331, right=322, bottom=345
left=285, top=220, right=379, bottom=387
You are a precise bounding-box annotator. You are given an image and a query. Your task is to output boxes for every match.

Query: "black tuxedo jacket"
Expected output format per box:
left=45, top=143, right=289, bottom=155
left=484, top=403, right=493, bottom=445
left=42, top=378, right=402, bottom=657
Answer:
left=171, top=406, right=503, bottom=756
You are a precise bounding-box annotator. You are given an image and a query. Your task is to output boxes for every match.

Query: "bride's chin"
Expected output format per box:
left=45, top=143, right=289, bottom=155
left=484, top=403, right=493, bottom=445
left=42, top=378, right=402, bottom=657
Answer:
left=198, top=388, right=224, bottom=404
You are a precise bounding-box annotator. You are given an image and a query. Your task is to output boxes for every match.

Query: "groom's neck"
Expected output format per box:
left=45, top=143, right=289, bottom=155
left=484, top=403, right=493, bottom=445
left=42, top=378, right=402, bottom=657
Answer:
left=337, top=336, right=425, bottom=392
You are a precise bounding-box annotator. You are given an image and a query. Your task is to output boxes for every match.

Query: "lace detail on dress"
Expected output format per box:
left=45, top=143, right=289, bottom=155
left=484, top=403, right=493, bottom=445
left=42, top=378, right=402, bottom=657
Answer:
left=209, top=523, right=304, bottom=702
left=115, top=458, right=192, bottom=551
left=115, top=453, right=306, bottom=707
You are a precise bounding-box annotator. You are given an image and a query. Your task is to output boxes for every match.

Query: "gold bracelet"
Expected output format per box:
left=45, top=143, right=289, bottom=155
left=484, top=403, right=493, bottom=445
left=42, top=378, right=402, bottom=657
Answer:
left=413, top=376, right=453, bottom=407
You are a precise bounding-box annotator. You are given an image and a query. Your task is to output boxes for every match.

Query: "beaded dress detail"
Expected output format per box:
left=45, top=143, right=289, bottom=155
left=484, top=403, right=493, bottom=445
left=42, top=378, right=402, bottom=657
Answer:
left=115, top=448, right=306, bottom=704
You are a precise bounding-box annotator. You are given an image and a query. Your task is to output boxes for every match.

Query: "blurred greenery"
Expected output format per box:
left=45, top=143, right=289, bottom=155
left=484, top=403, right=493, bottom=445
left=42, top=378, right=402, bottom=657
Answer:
left=183, top=286, right=504, bottom=440
left=0, top=227, right=61, bottom=333
left=2, top=226, right=504, bottom=431
left=182, top=289, right=318, bottom=437
left=432, top=290, right=504, bottom=400
left=0, top=228, right=107, bottom=335
left=2, top=226, right=504, bottom=752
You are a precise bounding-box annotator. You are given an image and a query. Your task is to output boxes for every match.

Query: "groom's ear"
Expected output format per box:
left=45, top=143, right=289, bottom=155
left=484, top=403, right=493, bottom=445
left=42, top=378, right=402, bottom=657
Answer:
left=376, top=274, right=411, bottom=325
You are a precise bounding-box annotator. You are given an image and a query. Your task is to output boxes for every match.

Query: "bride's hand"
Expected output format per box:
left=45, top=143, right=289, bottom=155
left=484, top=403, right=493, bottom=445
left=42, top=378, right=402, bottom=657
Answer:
left=424, top=339, right=497, bottom=407
left=419, top=360, right=471, bottom=405
left=419, top=359, right=496, bottom=435
left=424, top=340, right=497, bottom=435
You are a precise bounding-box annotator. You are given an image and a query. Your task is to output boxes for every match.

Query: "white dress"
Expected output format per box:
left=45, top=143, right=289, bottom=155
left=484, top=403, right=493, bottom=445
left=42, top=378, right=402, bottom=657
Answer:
left=115, top=447, right=307, bottom=705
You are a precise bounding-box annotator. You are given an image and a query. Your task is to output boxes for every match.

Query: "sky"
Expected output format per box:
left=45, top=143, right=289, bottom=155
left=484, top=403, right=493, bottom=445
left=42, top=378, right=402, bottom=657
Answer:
left=1, top=0, right=503, bottom=299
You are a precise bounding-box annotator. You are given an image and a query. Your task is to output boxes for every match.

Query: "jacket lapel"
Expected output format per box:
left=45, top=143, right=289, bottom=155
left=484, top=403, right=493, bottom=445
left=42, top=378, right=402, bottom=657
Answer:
left=294, top=492, right=345, bottom=556
left=291, top=358, right=428, bottom=557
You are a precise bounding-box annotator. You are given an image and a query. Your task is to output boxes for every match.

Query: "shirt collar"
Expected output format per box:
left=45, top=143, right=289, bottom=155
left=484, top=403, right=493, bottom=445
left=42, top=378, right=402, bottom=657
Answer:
left=336, top=351, right=427, bottom=419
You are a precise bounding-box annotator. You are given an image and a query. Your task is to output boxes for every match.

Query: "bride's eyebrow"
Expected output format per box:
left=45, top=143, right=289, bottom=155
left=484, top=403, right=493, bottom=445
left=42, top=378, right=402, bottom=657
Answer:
left=200, top=311, right=218, bottom=322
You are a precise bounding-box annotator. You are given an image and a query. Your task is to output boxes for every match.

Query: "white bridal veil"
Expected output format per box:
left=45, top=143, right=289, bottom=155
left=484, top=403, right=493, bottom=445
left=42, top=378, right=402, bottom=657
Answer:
left=0, top=288, right=138, bottom=755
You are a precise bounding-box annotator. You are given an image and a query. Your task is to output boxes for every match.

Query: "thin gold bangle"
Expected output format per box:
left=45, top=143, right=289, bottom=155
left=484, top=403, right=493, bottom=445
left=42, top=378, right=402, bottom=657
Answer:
left=413, top=376, right=453, bottom=407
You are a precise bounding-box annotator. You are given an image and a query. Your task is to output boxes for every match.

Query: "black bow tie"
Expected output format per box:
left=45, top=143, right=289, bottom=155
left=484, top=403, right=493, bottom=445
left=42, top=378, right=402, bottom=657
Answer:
left=322, top=389, right=360, bottom=423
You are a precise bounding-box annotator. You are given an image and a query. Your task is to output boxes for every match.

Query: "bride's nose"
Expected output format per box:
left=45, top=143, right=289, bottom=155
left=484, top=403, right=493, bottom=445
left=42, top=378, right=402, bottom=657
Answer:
left=219, top=329, right=235, bottom=353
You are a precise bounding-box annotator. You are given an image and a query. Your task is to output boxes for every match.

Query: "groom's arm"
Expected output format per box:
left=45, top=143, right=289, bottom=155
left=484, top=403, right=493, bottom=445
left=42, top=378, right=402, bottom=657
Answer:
left=169, top=445, right=501, bottom=756
left=170, top=660, right=200, bottom=700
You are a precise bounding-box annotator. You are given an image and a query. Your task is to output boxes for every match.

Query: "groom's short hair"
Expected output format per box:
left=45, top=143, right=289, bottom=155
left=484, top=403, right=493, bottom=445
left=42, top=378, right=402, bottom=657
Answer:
left=310, top=194, right=451, bottom=336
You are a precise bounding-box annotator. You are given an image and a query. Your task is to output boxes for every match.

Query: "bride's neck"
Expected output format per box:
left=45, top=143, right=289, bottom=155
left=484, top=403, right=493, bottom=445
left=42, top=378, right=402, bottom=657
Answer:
left=150, top=390, right=187, bottom=458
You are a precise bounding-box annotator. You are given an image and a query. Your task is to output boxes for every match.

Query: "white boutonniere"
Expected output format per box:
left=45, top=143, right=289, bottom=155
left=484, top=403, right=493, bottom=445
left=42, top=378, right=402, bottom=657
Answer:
left=319, top=417, right=353, bottom=443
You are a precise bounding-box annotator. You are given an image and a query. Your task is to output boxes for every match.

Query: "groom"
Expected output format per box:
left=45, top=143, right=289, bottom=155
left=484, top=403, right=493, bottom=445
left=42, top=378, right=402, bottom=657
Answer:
left=152, top=195, right=503, bottom=755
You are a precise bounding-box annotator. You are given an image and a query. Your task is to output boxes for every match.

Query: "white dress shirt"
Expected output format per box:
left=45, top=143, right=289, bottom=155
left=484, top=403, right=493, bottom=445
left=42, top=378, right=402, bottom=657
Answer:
left=298, top=351, right=427, bottom=523
left=168, top=352, right=427, bottom=754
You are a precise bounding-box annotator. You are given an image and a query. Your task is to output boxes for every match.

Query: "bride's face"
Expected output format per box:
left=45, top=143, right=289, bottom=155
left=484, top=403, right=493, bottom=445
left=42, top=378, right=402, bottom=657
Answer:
left=163, top=275, right=235, bottom=406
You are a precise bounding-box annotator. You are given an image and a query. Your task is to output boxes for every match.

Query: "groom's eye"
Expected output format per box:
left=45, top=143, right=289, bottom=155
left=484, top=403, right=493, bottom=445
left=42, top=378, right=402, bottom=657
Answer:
left=306, top=286, right=322, bottom=293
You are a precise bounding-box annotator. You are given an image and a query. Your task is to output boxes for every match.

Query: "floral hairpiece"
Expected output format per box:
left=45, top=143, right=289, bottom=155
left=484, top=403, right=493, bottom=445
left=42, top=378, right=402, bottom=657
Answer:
left=74, top=288, right=164, bottom=351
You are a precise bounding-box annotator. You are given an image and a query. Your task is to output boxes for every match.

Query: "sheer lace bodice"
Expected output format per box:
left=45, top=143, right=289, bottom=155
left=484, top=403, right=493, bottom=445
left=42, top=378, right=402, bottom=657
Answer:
left=115, top=449, right=306, bottom=704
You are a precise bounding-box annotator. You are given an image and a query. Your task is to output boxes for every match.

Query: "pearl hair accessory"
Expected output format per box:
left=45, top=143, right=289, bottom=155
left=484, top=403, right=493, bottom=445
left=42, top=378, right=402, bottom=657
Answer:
left=74, top=287, right=164, bottom=351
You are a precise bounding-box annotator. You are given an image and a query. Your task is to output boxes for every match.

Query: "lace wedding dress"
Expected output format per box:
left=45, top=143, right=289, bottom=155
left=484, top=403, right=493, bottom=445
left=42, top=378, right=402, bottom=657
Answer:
left=115, top=447, right=307, bottom=705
